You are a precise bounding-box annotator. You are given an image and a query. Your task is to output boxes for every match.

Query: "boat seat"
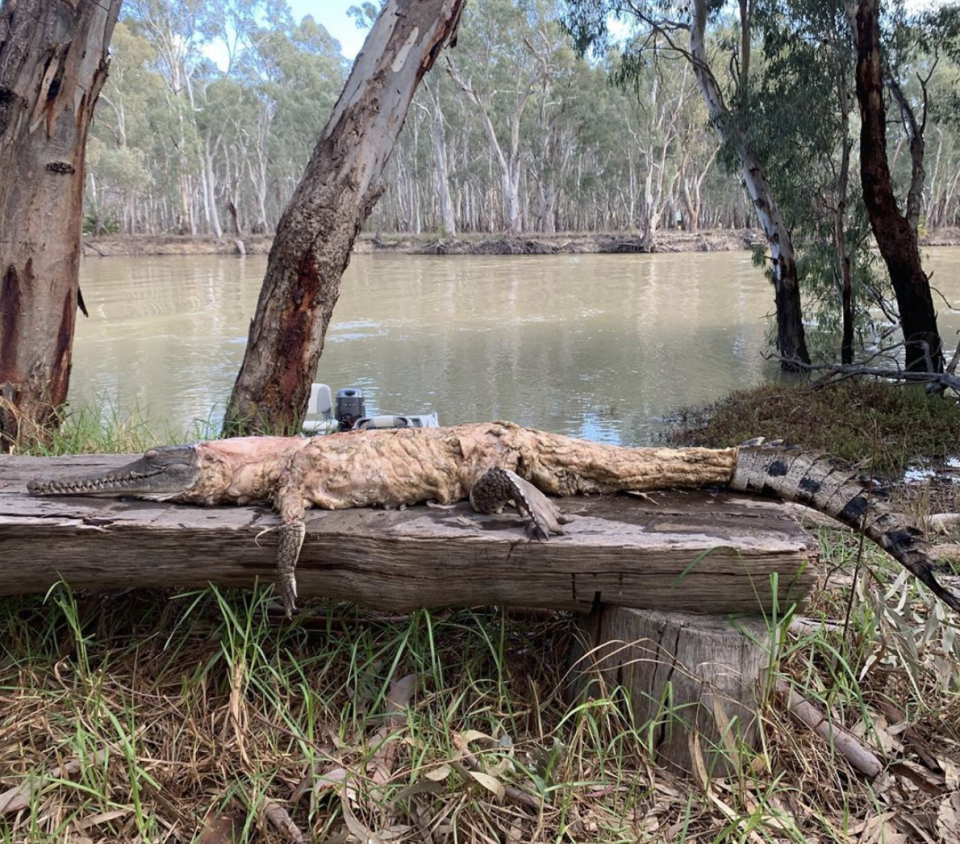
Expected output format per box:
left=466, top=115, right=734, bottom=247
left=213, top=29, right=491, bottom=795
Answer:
left=302, top=384, right=337, bottom=434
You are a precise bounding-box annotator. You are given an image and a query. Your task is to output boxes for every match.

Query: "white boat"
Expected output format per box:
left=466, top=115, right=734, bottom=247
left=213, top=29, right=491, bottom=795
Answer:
left=302, top=384, right=439, bottom=435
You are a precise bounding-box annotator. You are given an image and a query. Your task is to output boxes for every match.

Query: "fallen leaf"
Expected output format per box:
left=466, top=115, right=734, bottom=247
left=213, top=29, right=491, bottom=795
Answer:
left=466, top=770, right=505, bottom=800
left=73, top=809, right=131, bottom=831
left=460, top=730, right=494, bottom=745
left=195, top=807, right=245, bottom=844
left=385, top=674, right=418, bottom=720
left=341, top=783, right=386, bottom=844
left=937, top=792, right=960, bottom=844
left=424, top=763, right=452, bottom=782
left=941, top=756, right=960, bottom=790
left=390, top=781, right=445, bottom=802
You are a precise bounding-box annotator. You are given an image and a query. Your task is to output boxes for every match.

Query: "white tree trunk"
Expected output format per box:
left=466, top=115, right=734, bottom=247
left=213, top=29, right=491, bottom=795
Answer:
left=225, top=0, right=468, bottom=433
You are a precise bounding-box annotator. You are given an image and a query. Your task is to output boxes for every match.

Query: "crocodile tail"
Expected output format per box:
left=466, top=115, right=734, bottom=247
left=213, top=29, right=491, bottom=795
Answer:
left=731, top=446, right=960, bottom=612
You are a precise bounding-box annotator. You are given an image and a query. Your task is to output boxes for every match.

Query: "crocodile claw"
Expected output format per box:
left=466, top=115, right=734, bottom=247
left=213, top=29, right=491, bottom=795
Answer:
left=277, top=520, right=306, bottom=617
left=470, top=467, right=570, bottom=539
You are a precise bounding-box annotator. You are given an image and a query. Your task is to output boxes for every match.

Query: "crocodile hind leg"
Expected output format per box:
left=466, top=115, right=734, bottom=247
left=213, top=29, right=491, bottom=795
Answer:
left=470, top=467, right=571, bottom=539
left=275, top=486, right=308, bottom=617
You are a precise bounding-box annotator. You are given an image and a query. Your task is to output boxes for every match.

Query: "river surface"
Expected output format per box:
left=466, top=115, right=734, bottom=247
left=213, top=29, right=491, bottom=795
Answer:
left=71, top=249, right=960, bottom=445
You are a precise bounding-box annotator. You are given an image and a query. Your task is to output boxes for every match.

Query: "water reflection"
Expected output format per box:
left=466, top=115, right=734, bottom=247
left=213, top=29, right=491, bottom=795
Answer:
left=70, top=249, right=960, bottom=444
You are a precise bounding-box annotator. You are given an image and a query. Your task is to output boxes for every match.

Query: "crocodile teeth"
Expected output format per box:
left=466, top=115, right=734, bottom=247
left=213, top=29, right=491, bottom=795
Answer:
left=30, top=470, right=161, bottom=495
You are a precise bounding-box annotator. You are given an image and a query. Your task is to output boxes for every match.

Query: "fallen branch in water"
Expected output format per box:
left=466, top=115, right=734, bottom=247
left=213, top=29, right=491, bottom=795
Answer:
left=770, top=337, right=960, bottom=393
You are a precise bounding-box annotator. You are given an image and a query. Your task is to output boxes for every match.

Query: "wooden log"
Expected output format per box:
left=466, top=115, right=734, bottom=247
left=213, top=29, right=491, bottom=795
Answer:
left=571, top=606, right=771, bottom=777
left=0, top=454, right=817, bottom=614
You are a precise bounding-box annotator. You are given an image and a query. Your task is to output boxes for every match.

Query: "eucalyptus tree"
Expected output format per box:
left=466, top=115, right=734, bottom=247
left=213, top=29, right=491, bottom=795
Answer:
left=122, top=0, right=213, bottom=234
left=224, top=0, right=469, bottom=435
left=527, top=39, right=578, bottom=233
left=849, top=0, right=943, bottom=372
left=227, top=18, right=345, bottom=231
left=445, top=0, right=570, bottom=234
left=927, top=4, right=960, bottom=230
left=562, top=0, right=811, bottom=370
left=422, top=72, right=459, bottom=235
left=749, top=0, right=877, bottom=364
left=0, top=0, right=121, bottom=448
left=614, top=52, right=700, bottom=245
left=87, top=22, right=163, bottom=234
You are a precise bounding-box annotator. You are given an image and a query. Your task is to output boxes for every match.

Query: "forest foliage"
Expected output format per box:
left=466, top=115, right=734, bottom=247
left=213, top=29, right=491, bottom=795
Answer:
left=86, top=0, right=960, bottom=242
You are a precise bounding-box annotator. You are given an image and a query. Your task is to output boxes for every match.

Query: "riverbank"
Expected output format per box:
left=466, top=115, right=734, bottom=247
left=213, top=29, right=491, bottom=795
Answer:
left=82, top=226, right=960, bottom=258
left=666, top=379, right=960, bottom=480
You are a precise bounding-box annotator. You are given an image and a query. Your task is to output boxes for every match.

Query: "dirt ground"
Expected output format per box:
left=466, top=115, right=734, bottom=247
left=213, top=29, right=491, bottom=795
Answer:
left=81, top=227, right=960, bottom=258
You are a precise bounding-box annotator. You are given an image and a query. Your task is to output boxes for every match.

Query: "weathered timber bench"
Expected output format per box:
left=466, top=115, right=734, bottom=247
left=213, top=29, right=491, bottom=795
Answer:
left=0, top=453, right=819, bottom=775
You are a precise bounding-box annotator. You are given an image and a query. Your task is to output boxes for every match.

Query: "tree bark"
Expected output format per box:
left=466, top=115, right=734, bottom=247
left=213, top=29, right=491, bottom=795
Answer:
left=689, top=0, right=809, bottom=370
left=835, top=83, right=855, bottom=365
left=223, top=0, right=467, bottom=435
left=851, top=0, right=943, bottom=372
left=0, top=0, right=121, bottom=450
left=427, top=75, right=457, bottom=236
left=571, top=607, right=770, bottom=777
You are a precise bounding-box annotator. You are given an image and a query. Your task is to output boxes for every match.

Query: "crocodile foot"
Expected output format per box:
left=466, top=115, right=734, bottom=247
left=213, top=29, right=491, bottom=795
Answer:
left=470, top=467, right=571, bottom=539
left=277, top=520, right=306, bottom=617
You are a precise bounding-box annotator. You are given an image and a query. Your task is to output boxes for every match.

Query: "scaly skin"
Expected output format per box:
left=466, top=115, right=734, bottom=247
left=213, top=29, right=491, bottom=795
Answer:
left=731, top=446, right=959, bottom=611
left=27, top=422, right=959, bottom=615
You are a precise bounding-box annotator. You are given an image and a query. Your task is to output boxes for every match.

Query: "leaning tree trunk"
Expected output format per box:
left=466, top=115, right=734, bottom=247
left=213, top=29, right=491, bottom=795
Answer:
left=0, top=0, right=121, bottom=450
left=223, top=0, right=467, bottom=435
left=689, top=0, right=810, bottom=371
left=851, top=0, right=943, bottom=372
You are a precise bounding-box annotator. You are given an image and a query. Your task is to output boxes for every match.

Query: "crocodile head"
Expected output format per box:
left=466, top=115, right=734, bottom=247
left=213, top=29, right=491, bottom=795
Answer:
left=28, top=446, right=201, bottom=501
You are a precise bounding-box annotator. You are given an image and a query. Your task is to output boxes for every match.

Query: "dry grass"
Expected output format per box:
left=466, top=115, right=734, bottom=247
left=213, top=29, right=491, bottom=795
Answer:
left=2, top=544, right=959, bottom=844
left=666, top=380, right=960, bottom=478
left=3, top=395, right=960, bottom=842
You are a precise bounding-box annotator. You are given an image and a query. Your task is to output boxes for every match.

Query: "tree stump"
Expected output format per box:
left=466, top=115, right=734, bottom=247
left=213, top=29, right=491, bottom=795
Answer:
left=570, top=605, right=772, bottom=777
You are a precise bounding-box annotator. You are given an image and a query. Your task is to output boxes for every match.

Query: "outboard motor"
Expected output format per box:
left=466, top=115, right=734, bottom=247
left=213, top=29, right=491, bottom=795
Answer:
left=335, top=387, right=366, bottom=431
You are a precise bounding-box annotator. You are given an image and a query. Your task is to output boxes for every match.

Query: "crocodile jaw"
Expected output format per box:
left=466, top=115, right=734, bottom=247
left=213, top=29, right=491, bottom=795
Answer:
left=27, top=446, right=202, bottom=500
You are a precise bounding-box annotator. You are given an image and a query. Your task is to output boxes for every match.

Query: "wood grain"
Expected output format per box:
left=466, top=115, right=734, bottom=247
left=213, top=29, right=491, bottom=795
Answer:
left=572, top=607, right=771, bottom=776
left=0, top=454, right=818, bottom=614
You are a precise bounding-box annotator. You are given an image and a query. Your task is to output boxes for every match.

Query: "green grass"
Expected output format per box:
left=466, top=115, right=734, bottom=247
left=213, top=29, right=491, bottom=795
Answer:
left=4, top=388, right=960, bottom=841
left=20, top=401, right=221, bottom=457
left=3, top=541, right=958, bottom=842
left=667, top=379, right=960, bottom=478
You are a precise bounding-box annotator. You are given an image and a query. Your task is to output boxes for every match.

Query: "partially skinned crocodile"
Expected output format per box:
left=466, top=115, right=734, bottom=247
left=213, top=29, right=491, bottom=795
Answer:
left=27, top=421, right=959, bottom=615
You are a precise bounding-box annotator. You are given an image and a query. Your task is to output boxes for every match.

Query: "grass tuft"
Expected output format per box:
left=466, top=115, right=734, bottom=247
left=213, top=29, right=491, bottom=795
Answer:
left=2, top=568, right=959, bottom=842
left=666, top=379, right=960, bottom=477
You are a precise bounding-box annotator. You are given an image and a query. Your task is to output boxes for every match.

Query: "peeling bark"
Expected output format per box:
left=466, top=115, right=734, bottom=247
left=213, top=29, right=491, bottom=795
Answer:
left=224, top=0, right=467, bottom=435
left=0, top=0, right=121, bottom=449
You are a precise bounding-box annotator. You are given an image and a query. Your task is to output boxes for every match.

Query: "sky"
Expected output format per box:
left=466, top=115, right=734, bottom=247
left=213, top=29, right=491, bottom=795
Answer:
left=302, top=0, right=951, bottom=64
left=296, top=0, right=366, bottom=59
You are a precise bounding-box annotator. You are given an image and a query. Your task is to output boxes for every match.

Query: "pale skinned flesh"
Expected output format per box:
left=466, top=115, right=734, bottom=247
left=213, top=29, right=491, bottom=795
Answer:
left=27, top=422, right=958, bottom=615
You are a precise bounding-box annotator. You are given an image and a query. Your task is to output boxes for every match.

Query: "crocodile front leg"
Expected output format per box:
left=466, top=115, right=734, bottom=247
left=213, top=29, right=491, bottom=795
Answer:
left=275, top=484, right=308, bottom=617
left=470, top=467, right=571, bottom=539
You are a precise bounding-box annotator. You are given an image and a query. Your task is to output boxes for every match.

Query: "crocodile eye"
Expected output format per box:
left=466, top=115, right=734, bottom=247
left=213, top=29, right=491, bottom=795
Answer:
left=144, top=449, right=159, bottom=461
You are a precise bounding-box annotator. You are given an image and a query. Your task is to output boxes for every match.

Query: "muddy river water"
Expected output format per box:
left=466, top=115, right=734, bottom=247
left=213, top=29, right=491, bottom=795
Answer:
left=71, top=249, right=960, bottom=444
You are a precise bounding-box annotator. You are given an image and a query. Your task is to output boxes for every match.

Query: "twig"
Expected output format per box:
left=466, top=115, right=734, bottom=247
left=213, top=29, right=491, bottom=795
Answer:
left=262, top=799, right=306, bottom=844
left=775, top=680, right=883, bottom=779
left=945, top=334, right=960, bottom=377
left=451, top=734, right=545, bottom=811
left=0, top=748, right=111, bottom=814
left=0, top=726, right=148, bottom=814
left=770, top=354, right=960, bottom=392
